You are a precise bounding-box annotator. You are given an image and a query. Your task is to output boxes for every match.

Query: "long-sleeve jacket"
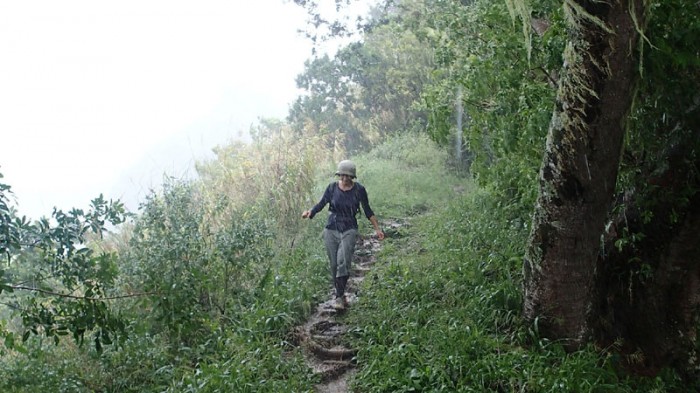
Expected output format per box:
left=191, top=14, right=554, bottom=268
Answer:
left=308, top=181, right=375, bottom=232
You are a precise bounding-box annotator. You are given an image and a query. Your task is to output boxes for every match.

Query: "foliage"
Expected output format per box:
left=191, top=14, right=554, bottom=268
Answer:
left=416, top=0, right=562, bottom=211
left=0, top=337, right=107, bottom=393
left=291, top=0, right=371, bottom=53
left=347, top=186, right=688, bottom=392
left=290, top=53, right=367, bottom=152
left=289, top=4, right=435, bottom=154
left=2, top=0, right=699, bottom=390
left=1, top=123, right=335, bottom=391
left=618, top=0, right=700, bottom=205
left=0, top=174, right=127, bottom=351
left=352, top=20, right=435, bottom=136
left=122, top=178, right=274, bottom=344
left=293, top=0, right=563, bottom=212
left=0, top=174, right=21, bottom=264
left=198, top=119, right=327, bottom=239
left=164, top=234, right=330, bottom=392
left=98, top=119, right=341, bottom=391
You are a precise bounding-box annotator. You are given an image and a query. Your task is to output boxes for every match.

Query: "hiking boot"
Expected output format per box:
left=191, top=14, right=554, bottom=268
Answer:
left=333, top=297, right=345, bottom=310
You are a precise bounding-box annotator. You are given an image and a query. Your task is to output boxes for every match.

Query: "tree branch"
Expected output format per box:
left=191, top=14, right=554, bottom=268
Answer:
left=0, top=301, right=22, bottom=311
left=7, top=285, right=158, bottom=301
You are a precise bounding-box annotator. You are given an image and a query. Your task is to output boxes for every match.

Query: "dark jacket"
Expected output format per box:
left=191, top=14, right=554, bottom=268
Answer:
left=309, top=181, right=375, bottom=232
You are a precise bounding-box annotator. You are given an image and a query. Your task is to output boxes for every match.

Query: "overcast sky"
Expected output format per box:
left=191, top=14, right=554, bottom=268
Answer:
left=0, top=0, right=361, bottom=219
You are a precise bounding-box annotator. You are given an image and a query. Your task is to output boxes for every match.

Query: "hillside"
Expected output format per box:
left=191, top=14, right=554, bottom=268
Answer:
left=0, top=133, right=692, bottom=392
left=2, top=0, right=699, bottom=390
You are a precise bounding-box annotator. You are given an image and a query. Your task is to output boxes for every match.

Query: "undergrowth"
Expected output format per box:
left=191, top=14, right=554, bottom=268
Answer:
left=345, top=187, right=687, bottom=392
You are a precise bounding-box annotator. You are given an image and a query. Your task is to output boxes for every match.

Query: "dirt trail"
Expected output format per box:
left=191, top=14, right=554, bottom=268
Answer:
left=295, top=220, right=402, bottom=393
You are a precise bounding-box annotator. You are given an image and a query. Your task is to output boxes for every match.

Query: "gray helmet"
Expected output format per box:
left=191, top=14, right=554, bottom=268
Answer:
left=335, top=160, right=356, bottom=178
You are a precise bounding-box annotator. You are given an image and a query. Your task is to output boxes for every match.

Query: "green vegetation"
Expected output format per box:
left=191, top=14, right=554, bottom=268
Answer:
left=346, top=182, right=687, bottom=392
left=0, top=132, right=691, bottom=392
left=2, top=0, right=699, bottom=391
left=0, top=156, right=326, bottom=392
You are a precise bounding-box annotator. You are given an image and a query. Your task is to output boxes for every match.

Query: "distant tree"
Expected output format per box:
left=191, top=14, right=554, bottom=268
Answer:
left=353, top=20, right=434, bottom=135
left=290, top=0, right=434, bottom=153
left=292, top=0, right=391, bottom=53
left=289, top=53, right=365, bottom=153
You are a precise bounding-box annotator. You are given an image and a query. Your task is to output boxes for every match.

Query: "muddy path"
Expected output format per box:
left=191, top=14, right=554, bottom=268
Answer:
left=294, top=220, right=404, bottom=393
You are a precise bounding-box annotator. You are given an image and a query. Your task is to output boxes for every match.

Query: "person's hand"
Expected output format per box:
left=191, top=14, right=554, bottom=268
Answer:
left=301, top=210, right=311, bottom=219
left=376, top=229, right=385, bottom=240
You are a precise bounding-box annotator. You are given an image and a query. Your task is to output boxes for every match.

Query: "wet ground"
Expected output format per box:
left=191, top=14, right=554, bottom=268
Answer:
left=294, top=220, right=403, bottom=393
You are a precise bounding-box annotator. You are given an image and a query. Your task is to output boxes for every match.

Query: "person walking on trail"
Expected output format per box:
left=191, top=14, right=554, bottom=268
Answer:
left=302, top=160, right=385, bottom=310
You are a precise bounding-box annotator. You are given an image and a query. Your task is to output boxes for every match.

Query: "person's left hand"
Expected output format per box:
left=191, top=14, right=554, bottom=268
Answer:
left=376, top=229, right=385, bottom=240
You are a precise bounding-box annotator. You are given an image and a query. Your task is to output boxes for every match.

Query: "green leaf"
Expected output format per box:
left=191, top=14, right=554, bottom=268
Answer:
left=4, top=332, right=14, bottom=349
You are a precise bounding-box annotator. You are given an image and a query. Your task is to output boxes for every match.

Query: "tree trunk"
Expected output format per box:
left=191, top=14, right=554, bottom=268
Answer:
left=593, top=137, right=700, bottom=375
left=523, top=0, right=645, bottom=349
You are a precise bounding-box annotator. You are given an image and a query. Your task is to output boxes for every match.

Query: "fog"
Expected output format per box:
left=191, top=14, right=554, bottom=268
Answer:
left=0, top=0, right=325, bottom=219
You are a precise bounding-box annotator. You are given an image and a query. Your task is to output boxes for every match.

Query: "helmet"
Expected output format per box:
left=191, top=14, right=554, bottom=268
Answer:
left=335, top=160, right=356, bottom=178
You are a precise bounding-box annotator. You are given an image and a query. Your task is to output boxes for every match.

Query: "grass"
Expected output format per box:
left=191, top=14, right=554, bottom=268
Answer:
left=343, top=181, right=688, bottom=392
left=354, top=132, right=471, bottom=219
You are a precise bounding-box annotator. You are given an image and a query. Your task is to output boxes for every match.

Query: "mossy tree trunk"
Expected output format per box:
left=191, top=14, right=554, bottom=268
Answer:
left=525, top=0, right=700, bottom=374
left=523, top=0, right=645, bottom=349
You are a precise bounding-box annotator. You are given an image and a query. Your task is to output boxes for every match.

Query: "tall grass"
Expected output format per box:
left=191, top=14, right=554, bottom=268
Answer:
left=351, top=132, right=471, bottom=220
left=345, top=175, right=688, bottom=392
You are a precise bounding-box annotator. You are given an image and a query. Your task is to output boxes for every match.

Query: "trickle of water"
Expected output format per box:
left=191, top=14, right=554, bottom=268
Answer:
left=456, top=85, right=463, bottom=162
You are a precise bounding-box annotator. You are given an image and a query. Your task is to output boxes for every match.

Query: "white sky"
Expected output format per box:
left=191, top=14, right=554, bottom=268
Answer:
left=0, top=0, right=356, bottom=219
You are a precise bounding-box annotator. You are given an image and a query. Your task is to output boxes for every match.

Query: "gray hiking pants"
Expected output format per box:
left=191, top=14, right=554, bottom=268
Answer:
left=323, top=228, right=357, bottom=297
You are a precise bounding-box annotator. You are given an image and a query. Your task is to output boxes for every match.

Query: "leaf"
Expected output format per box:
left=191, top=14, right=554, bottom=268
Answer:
left=4, top=332, right=14, bottom=349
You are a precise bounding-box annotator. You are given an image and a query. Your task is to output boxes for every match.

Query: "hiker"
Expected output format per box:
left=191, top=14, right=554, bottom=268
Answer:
left=301, top=160, right=385, bottom=309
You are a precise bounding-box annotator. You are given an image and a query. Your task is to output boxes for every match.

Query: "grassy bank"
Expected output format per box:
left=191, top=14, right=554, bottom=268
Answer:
left=344, top=183, right=688, bottom=392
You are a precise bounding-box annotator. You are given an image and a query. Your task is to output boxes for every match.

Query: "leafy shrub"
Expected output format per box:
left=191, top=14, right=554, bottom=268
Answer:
left=120, top=177, right=275, bottom=345
left=98, top=330, right=174, bottom=392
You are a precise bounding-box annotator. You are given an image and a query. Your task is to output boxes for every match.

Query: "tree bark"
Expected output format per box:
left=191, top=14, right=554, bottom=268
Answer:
left=593, top=137, right=700, bottom=375
left=523, top=0, right=644, bottom=349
